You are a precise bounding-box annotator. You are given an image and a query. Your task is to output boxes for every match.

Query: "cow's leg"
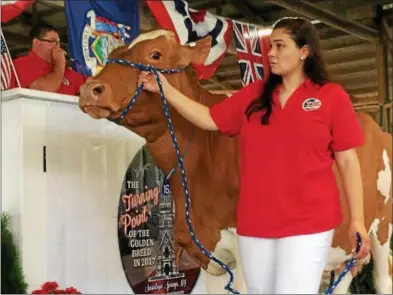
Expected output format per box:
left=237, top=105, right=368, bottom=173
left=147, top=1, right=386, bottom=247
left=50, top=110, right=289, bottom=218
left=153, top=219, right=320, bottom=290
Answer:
left=331, top=272, right=354, bottom=294
left=200, top=269, right=232, bottom=294
left=201, top=263, right=246, bottom=294
left=232, top=237, right=247, bottom=294
left=202, top=228, right=247, bottom=294
left=319, top=269, right=353, bottom=294
left=324, top=246, right=353, bottom=294
left=369, top=218, right=392, bottom=294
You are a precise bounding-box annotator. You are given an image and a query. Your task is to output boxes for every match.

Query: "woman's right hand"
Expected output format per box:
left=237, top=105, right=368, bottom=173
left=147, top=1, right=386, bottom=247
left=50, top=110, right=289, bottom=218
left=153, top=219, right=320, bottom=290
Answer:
left=138, top=71, right=169, bottom=93
left=138, top=70, right=218, bottom=131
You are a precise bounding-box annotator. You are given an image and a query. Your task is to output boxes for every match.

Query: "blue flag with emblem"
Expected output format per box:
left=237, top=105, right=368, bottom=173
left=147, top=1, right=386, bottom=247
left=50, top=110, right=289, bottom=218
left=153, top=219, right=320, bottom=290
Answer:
left=65, top=0, right=140, bottom=77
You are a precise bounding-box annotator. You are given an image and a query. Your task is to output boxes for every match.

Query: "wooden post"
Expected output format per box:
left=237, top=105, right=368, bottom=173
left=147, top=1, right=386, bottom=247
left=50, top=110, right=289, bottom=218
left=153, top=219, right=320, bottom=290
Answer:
left=375, top=46, right=388, bottom=129
left=332, top=0, right=347, bottom=18
left=375, top=5, right=389, bottom=131
left=384, top=14, right=393, bottom=133
left=390, top=26, right=393, bottom=133
left=32, top=1, right=38, bottom=27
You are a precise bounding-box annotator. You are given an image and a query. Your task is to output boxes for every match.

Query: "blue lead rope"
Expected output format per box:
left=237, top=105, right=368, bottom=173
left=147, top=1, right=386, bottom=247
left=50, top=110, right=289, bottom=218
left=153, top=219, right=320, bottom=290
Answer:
left=324, top=232, right=362, bottom=294
left=105, top=59, right=362, bottom=295
left=106, top=59, right=239, bottom=294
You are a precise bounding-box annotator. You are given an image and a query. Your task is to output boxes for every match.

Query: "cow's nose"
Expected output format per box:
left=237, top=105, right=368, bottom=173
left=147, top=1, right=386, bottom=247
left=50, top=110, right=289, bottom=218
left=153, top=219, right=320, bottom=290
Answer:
left=91, top=84, right=105, bottom=98
left=85, top=82, right=107, bottom=101
left=79, top=79, right=113, bottom=109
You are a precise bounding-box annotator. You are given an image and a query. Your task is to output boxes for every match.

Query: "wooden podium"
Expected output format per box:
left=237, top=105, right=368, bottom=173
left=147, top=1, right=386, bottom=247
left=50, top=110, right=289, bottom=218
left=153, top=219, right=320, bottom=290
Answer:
left=1, top=88, right=207, bottom=294
left=1, top=88, right=145, bottom=293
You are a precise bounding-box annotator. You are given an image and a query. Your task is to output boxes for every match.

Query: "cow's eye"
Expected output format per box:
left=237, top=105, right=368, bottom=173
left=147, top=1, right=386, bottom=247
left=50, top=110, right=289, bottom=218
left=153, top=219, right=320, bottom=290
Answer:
left=151, top=51, right=162, bottom=60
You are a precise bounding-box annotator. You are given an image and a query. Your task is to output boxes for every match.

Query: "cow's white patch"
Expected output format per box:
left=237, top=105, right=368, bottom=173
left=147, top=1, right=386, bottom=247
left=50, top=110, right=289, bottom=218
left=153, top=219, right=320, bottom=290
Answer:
left=200, top=269, right=232, bottom=294
left=325, top=246, right=352, bottom=271
left=302, top=97, right=322, bottom=111
left=204, top=227, right=247, bottom=293
left=369, top=218, right=381, bottom=236
left=370, top=222, right=392, bottom=293
left=206, top=227, right=237, bottom=273
left=128, top=30, right=169, bottom=49
left=377, top=149, right=391, bottom=204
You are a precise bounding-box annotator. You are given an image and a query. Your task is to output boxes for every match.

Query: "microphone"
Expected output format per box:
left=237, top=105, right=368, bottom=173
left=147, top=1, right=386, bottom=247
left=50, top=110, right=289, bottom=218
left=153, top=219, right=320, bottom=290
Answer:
left=65, top=54, right=84, bottom=71
left=65, top=53, right=76, bottom=63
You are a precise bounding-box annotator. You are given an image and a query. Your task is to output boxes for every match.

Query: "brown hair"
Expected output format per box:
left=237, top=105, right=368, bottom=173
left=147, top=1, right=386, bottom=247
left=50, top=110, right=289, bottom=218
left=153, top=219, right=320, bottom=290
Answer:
left=29, top=24, right=57, bottom=42
left=245, top=17, right=329, bottom=124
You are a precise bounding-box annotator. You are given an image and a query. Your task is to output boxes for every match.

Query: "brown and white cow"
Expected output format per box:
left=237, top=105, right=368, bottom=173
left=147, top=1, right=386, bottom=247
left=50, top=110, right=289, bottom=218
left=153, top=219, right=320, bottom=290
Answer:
left=78, top=30, right=392, bottom=294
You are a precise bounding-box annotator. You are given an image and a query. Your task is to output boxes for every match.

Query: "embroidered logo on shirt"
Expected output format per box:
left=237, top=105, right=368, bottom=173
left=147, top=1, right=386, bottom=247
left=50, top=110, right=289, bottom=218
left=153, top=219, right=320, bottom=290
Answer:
left=302, top=98, right=321, bottom=111
left=62, top=77, right=70, bottom=86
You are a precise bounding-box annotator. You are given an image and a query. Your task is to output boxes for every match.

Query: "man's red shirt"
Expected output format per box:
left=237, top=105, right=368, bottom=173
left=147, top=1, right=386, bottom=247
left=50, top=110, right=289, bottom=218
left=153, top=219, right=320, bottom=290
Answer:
left=11, top=51, right=86, bottom=96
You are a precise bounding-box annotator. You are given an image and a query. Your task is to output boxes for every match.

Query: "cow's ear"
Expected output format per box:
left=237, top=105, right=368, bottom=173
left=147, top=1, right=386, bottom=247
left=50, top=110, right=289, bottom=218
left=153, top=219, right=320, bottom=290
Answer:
left=177, top=35, right=212, bottom=67
left=108, top=45, right=129, bottom=59
left=191, top=35, right=212, bottom=65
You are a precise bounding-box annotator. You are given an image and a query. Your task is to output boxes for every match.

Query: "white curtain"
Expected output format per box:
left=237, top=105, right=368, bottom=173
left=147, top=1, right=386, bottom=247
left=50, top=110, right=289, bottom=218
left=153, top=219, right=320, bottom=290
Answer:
left=44, top=102, right=145, bottom=293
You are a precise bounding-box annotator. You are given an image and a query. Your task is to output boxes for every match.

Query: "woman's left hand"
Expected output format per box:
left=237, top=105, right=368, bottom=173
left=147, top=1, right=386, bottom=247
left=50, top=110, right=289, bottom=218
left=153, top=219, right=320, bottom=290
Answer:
left=348, top=220, right=371, bottom=276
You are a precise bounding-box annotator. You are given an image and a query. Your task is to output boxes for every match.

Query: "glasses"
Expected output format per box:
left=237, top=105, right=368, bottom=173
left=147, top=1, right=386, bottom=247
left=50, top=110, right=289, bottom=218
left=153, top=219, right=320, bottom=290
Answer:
left=37, top=38, right=60, bottom=45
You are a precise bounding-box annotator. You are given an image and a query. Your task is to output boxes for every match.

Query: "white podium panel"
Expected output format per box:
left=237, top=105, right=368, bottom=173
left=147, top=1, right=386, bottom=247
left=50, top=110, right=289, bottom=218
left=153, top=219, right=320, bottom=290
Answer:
left=1, top=89, right=206, bottom=294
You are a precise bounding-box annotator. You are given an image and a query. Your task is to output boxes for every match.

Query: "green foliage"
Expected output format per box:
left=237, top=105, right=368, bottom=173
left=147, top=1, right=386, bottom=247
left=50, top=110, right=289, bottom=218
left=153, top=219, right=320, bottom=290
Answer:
left=1, top=212, right=28, bottom=294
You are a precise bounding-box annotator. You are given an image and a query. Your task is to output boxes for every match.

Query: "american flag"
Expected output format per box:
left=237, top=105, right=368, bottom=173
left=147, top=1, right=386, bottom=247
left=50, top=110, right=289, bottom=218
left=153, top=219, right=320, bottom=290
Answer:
left=233, top=21, right=270, bottom=86
left=1, top=33, right=13, bottom=90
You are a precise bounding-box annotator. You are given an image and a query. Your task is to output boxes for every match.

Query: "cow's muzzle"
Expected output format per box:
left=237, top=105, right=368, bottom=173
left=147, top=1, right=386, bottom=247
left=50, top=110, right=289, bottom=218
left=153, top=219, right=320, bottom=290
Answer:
left=79, top=78, right=115, bottom=119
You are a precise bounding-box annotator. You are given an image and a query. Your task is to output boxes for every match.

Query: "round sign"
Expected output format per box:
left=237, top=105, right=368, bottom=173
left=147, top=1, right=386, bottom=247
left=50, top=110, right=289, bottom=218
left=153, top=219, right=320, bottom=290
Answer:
left=117, top=145, right=201, bottom=294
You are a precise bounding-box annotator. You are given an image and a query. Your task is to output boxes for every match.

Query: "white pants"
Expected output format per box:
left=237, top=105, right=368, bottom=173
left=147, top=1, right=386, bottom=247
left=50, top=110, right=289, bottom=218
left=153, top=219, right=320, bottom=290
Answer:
left=238, top=229, right=334, bottom=294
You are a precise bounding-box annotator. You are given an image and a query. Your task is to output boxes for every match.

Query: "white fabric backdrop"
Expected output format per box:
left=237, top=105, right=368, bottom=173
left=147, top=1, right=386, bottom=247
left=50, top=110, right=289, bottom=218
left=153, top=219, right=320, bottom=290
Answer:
left=1, top=90, right=206, bottom=294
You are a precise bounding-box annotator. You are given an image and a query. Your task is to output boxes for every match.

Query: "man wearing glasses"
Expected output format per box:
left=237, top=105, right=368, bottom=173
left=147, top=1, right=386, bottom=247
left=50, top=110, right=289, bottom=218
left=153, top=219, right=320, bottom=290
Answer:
left=11, top=24, right=86, bottom=96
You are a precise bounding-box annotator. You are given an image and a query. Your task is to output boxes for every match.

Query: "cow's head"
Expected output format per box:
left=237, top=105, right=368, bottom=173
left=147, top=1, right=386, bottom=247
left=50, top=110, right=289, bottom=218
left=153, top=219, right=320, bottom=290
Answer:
left=79, top=30, right=211, bottom=122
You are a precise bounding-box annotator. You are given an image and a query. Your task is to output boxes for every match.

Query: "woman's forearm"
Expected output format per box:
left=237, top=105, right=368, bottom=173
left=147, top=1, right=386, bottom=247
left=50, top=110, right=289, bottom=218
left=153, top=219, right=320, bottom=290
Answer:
left=163, top=84, right=218, bottom=131
left=335, top=149, right=364, bottom=223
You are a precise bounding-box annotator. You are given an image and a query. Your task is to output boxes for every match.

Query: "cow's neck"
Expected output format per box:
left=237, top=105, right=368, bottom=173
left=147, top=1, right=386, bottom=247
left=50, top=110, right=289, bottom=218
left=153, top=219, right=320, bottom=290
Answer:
left=123, top=72, right=198, bottom=175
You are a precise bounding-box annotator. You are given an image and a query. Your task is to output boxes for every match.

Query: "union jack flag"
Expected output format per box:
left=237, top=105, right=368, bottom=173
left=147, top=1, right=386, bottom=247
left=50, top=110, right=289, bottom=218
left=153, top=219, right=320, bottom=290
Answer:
left=233, top=21, right=270, bottom=86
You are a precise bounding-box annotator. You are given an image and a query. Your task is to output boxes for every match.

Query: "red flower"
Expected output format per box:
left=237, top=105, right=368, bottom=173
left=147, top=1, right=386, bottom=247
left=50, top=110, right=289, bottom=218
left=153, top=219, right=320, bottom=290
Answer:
left=31, top=282, right=81, bottom=294
left=42, top=282, right=59, bottom=292
left=65, top=287, right=81, bottom=294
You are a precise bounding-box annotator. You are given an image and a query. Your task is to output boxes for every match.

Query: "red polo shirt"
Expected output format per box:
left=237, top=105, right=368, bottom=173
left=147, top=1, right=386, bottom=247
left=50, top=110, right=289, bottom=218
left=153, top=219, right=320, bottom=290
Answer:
left=210, top=79, right=364, bottom=238
left=11, top=51, right=86, bottom=96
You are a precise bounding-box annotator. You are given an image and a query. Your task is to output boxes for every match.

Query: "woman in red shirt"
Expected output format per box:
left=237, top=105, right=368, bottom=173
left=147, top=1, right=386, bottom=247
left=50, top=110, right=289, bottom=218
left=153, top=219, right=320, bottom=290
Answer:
left=138, top=17, right=370, bottom=294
